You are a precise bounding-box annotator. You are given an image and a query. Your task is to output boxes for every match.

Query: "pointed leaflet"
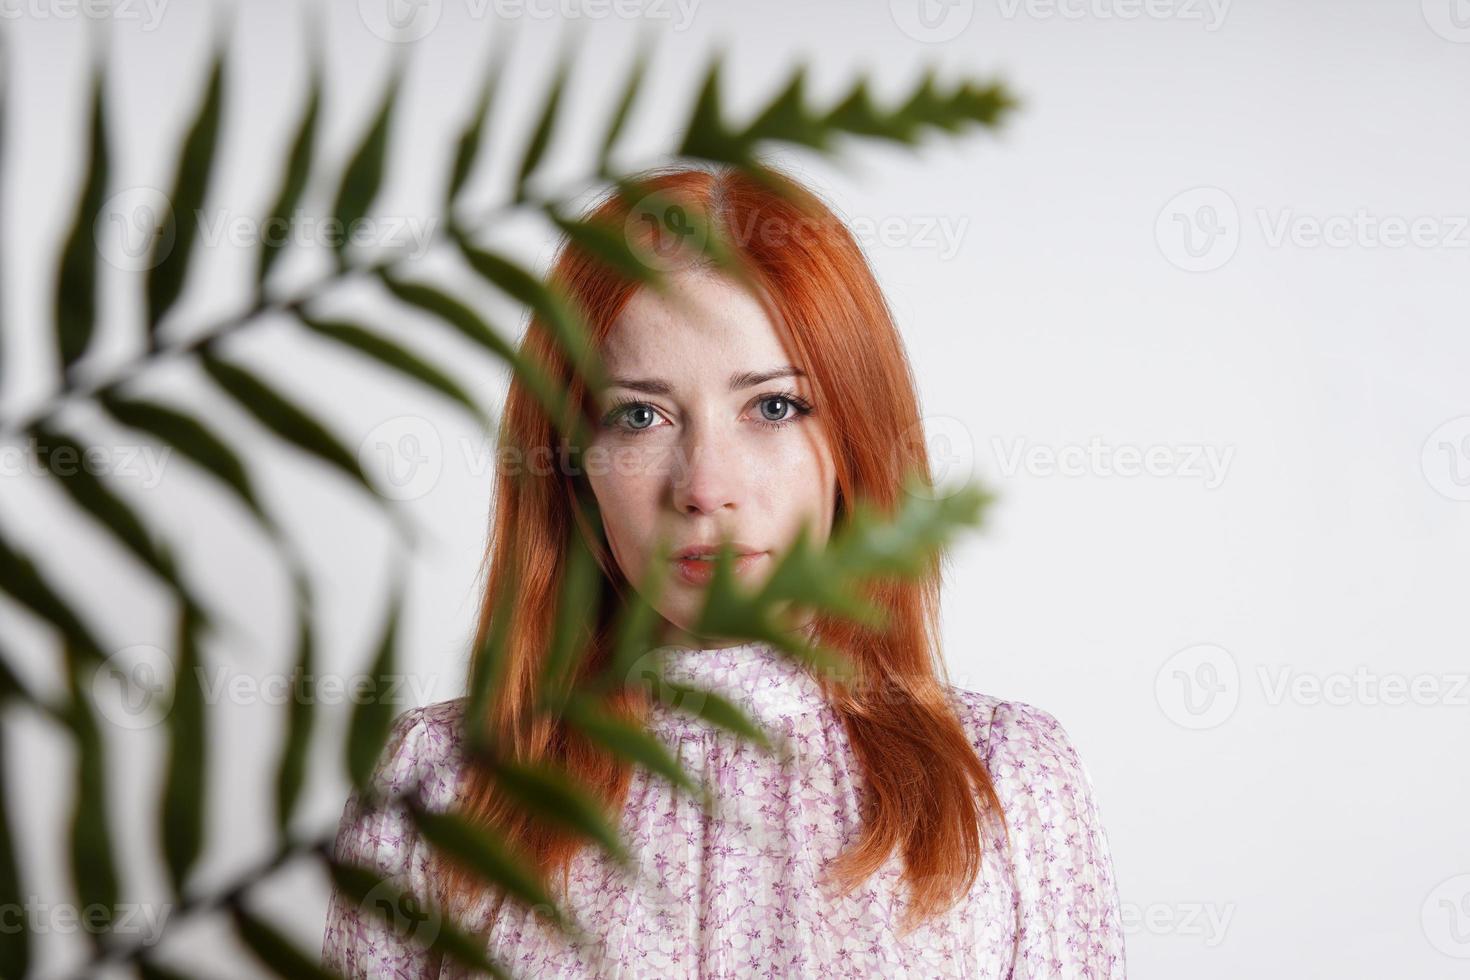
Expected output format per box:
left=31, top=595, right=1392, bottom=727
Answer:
left=65, top=640, right=120, bottom=944
left=345, top=586, right=402, bottom=790
left=487, top=759, right=627, bottom=864
left=55, top=59, right=109, bottom=375
left=325, top=859, right=512, bottom=979
left=198, top=347, right=389, bottom=512
left=161, top=604, right=206, bottom=899
left=147, top=46, right=225, bottom=340
left=597, top=33, right=651, bottom=175
left=0, top=532, right=109, bottom=661
left=463, top=559, right=516, bottom=755
left=232, top=904, right=343, bottom=980
left=293, top=311, right=486, bottom=423
left=560, top=692, right=696, bottom=794
left=739, top=66, right=826, bottom=152
left=454, top=239, right=606, bottom=397
left=27, top=423, right=207, bottom=619
left=446, top=31, right=509, bottom=210
left=257, top=56, right=321, bottom=287
left=0, top=712, right=29, bottom=977
left=274, top=574, right=315, bottom=834
left=403, top=799, right=564, bottom=926
left=545, top=205, right=661, bottom=285
left=537, top=530, right=600, bottom=705
left=138, top=959, right=198, bottom=980
left=513, top=42, right=571, bottom=203
left=330, top=57, right=402, bottom=265
left=676, top=51, right=747, bottom=164
left=378, top=272, right=571, bottom=433
left=99, top=389, right=276, bottom=536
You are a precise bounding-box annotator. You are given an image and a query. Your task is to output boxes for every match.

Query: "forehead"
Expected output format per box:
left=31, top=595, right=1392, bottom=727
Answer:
left=601, top=270, right=789, bottom=376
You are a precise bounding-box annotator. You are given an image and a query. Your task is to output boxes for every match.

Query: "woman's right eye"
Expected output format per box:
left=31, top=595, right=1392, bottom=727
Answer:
left=605, top=400, right=665, bottom=434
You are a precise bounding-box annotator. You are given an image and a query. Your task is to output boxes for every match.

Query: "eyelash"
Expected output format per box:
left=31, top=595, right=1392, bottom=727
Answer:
left=602, top=390, right=815, bottom=436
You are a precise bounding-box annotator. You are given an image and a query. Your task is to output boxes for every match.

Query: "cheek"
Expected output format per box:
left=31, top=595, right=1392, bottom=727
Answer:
left=586, top=464, right=662, bottom=575
left=751, top=433, right=838, bottom=525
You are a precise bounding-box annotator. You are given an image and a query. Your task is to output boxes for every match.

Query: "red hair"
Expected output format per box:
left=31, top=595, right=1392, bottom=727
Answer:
left=435, top=162, right=1005, bottom=935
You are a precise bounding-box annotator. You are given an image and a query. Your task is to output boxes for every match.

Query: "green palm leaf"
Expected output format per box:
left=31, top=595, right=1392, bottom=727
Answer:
left=446, top=31, right=509, bottom=210
left=98, top=389, right=277, bottom=537
left=65, top=641, right=120, bottom=946
left=345, top=586, right=402, bottom=791
left=274, top=575, right=315, bottom=835
left=160, top=605, right=207, bottom=899
left=329, top=56, right=402, bottom=266
left=294, top=311, right=486, bottom=423
left=147, top=46, right=225, bottom=342
left=54, top=59, right=109, bottom=377
left=232, top=904, right=342, bottom=980
left=257, top=55, right=321, bottom=288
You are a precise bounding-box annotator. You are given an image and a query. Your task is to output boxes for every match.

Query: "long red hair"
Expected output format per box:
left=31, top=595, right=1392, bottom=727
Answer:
left=435, top=161, right=1005, bottom=935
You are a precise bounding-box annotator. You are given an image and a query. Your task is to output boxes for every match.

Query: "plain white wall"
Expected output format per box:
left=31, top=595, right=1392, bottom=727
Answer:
left=1, top=0, right=1467, bottom=977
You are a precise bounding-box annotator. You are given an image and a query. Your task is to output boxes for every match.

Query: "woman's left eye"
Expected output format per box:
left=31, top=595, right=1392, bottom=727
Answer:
left=753, top=392, right=814, bottom=428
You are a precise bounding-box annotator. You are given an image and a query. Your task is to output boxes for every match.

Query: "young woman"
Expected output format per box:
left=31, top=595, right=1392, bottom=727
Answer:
left=321, top=164, right=1126, bottom=978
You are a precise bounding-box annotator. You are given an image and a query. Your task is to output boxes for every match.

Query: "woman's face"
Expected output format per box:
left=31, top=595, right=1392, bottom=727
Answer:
left=584, top=268, right=839, bottom=645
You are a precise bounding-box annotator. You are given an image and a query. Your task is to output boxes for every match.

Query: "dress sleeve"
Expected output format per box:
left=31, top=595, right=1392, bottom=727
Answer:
left=984, top=700, right=1126, bottom=979
left=320, top=704, right=443, bottom=980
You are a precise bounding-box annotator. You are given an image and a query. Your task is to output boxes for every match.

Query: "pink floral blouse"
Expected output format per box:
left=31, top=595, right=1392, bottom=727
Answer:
left=321, top=640, right=1126, bottom=978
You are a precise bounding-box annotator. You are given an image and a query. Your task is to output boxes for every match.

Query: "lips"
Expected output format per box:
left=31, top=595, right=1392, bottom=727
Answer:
left=669, top=545, right=767, bottom=586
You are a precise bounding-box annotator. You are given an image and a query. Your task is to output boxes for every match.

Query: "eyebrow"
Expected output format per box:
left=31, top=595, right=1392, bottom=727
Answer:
left=605, top=366, right=806, bottom=396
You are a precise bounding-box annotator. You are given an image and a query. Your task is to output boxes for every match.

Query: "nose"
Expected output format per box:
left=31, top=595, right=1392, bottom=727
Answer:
left=670, top=416, right=743, bottom=516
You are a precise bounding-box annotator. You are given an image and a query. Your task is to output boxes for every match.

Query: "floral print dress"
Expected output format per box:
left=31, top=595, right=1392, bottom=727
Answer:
left=321, top=640, right=1126, bottom=978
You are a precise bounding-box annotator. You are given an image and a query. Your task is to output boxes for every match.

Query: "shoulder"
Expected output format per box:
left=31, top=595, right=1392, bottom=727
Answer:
left=946, top=687, right=1095, bottom=783
left=357, top=697, right=470, bottom=812
left=945, top=687, right=1112, bottom=838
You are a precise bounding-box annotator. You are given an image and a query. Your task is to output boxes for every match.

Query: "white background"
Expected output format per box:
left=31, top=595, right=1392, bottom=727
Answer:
left=1, top=0, right=1467, bottom=977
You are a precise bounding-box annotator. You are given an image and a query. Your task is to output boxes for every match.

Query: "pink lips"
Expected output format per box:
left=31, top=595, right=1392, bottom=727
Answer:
left=671, top=551, right=767, bottom=586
